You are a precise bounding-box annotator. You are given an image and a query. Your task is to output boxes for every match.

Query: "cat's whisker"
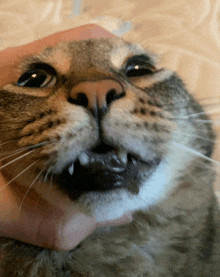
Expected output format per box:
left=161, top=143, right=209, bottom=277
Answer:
left=172, top=142, right=220, bottom=166
left=162, top=95, right=220, bottom=109
left=0, top=150, right=35, bottom=170
left=162, top=98, right=220, bottom=114
left=35, top=193, right=41, bottom=209
left=175, top=108, right=220, bottom=119
left=174, top=130, right=216, bottom=143
left=0, top=119, right=34, bottom=124
left=19, top=141, right=51, bottom=150
left=170, top=117, right=220, bottom=124
left=164, top=103, right=219, bottom=111
left=0, top=148, right=28, bottom=162
left=0, top=140, right=17, bottom=147
left=196, top=95, right=220, bottom=103
left=17, top=168, right=45, bottom=213
left=0, top=127, right=24, bottom=132
left=0, top=160, right=38, bottom=191
left=0, top=141, right=51, bottom=157
left=50, top=172, right=54, bottom=186
left=191, top=119, right=220, bottom=124
left=0, top=136, right=30, bottom=144
left=44, top=169, right=50, bottom=183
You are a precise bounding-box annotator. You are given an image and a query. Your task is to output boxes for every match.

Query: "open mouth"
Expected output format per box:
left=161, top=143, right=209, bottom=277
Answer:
left=53, top=143, right=161, bottom=200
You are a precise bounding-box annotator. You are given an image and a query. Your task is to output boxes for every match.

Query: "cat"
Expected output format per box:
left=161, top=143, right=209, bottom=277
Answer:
left=0, top=36, right=219, bottom=276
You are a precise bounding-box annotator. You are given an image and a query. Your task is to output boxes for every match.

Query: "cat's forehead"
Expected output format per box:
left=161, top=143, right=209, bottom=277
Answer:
left=20, top=37, right=157, bottom=75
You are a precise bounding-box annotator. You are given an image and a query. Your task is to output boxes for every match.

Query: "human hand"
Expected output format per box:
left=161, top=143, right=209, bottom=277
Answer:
left=0, top=25, right=133, bottom=251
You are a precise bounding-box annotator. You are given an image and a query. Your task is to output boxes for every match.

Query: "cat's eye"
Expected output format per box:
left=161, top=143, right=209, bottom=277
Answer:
left=17, top=66, right=56, bottom=88
left=125, top=55, right=156, bottom=77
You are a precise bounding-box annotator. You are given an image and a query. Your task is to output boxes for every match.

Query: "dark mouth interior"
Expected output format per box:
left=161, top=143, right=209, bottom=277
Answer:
left=53, top=142, right=161, bottom=200
left=91, top=143, right=116, bottom=154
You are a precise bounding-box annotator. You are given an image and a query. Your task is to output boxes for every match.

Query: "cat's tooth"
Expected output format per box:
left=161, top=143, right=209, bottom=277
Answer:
left=131, top=157, right=137, bottom=165
left=117, top=149, right=128, bottom=165
left=68, top=163, right=74, bottom=175
left=79, top=153, right=89, bottom=166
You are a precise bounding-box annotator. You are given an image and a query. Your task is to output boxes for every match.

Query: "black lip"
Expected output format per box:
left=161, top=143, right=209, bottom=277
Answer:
left=53, top=153, right=161, bottom=201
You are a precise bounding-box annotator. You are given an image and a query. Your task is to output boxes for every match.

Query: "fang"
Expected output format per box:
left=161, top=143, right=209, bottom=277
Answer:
left=68, top=163, right=74, bottom=175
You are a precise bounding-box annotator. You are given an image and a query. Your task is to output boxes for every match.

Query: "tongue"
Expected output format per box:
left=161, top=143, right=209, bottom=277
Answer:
left=84, top=152, right=127, bottom=173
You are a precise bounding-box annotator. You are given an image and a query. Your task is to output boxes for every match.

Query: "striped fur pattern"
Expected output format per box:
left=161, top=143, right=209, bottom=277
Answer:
left=0, top=37, right=219, bottom=276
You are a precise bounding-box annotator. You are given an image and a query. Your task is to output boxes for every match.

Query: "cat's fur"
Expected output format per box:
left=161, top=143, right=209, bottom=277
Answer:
left=0, top=36, right=219, bottom=276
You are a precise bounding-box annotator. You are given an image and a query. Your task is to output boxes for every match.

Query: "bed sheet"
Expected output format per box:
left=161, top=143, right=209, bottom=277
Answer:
left=0, top=0, right=219, bottom=199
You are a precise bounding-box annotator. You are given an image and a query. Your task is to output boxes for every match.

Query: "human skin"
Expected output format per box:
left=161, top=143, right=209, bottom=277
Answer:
left=0, top=24, right=132, bottom=250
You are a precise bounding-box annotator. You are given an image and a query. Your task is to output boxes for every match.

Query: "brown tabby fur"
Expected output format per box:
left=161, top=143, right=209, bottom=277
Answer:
left=0, top=37, right=219, bottom=276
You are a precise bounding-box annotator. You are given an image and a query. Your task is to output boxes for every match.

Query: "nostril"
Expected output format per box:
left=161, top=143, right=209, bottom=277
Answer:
left=68, top=92, right=88, bottom=108
left=106, top=89, right=126, bottom=105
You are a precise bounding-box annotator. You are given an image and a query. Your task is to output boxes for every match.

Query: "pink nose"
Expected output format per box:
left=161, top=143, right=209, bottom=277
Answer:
left=69, top=79, right=125, bottom=111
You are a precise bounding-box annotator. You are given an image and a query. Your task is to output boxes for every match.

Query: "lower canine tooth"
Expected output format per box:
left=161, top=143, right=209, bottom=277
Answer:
left=131, top=157, right=137, bottom=165
left=68, top=163, right=74, bottom=175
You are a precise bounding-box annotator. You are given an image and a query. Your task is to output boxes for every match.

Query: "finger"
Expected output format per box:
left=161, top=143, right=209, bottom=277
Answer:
left=0, top=202, right=97, bottom=251
left=50, top=212, right=97, bottom=251
left=39, top=24, right=115, bottom=46
left=0, top=24, right=114, bottom=86
left=50, top=212, right=133, bottom=251
left=0, top=179, right=96, bottom=250
left=0, top=208, right=51, bottom=247
left=1, top=177, right=132, bottom=250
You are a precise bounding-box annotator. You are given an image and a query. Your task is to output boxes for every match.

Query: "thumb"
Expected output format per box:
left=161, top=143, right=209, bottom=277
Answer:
left=0, top=203, right=97, bottom=250
left=0, top=179, right=97, bottom=250
left=0, top=179, right=132, bottom=250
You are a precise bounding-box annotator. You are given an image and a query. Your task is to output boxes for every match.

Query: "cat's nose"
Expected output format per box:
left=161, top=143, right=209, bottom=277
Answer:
left=69, top=79, right=125, bottom=112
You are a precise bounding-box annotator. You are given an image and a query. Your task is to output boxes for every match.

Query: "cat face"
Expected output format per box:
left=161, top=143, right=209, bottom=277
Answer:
left=0, top=37, right=214, bottom=221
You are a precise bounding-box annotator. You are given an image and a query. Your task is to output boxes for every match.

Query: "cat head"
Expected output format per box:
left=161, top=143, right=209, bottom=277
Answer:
left=0, top=37, right=215, bottom=221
